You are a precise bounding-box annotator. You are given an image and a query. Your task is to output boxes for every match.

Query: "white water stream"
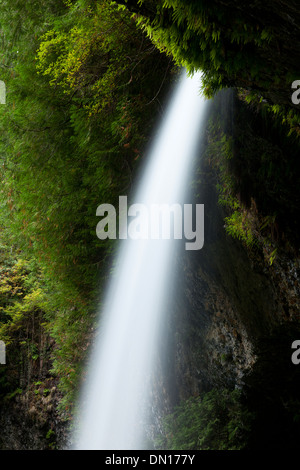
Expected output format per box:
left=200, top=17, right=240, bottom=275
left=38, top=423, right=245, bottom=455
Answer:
left=73, top=70, right=207, bottom=450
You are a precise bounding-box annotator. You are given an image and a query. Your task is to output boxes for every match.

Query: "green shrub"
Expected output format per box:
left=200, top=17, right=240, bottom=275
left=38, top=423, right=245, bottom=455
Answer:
left=156, top=389, right=253, bottom=450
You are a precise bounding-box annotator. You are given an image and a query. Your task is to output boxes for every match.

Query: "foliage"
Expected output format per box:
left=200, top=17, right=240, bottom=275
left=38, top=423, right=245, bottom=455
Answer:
left=118, top=0, right=300, bottom=135
left=242, top=90, right=300, bottom=139
left=156, top=389, right=253, bottom=450
left=131, top=0, right=274, bottom=85
left=0, top=0, right=299, bottom=444
left=0, top=0, right=173, bottom=413
left=204, top=119, right=258, bottom=250
left=0, top=235, right=51, bottom=397
left=224, top=210, right=255, bottom=249
left=203, top=89, right=300, bottom=263
left=36, top=2, right=147, bottom=118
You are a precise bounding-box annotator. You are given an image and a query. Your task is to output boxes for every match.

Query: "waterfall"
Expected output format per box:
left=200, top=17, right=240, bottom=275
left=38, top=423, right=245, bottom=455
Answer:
left=73, top=70, right=208, bottom=450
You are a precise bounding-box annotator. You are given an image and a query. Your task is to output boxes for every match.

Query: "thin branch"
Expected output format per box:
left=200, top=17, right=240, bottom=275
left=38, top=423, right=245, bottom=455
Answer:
left=145, top=59, right=172, bottom=106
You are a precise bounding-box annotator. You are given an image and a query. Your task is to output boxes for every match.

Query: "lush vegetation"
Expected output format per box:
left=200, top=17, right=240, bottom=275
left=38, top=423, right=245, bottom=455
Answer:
left=119, top=0, right=300, bottom=136
left=0, top=0, right=172, bottom=416
left=0, top=0, right=299, bottom=451
left=199, top=87, right=300, bottom=270
left=155, top=389, right=253, bottom=450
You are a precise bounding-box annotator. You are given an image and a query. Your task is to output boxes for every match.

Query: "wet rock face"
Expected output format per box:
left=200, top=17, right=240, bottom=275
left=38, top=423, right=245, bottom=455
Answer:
left=160, top=184, right=257, bottom=401
left=0, top=379, right=69, bottom=450
left=149, top=163, right=300, bottom=446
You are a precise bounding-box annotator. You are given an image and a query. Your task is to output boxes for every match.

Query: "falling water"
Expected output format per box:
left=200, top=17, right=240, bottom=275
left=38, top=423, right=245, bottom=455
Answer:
left=73, top=70, right=208, bottom=450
